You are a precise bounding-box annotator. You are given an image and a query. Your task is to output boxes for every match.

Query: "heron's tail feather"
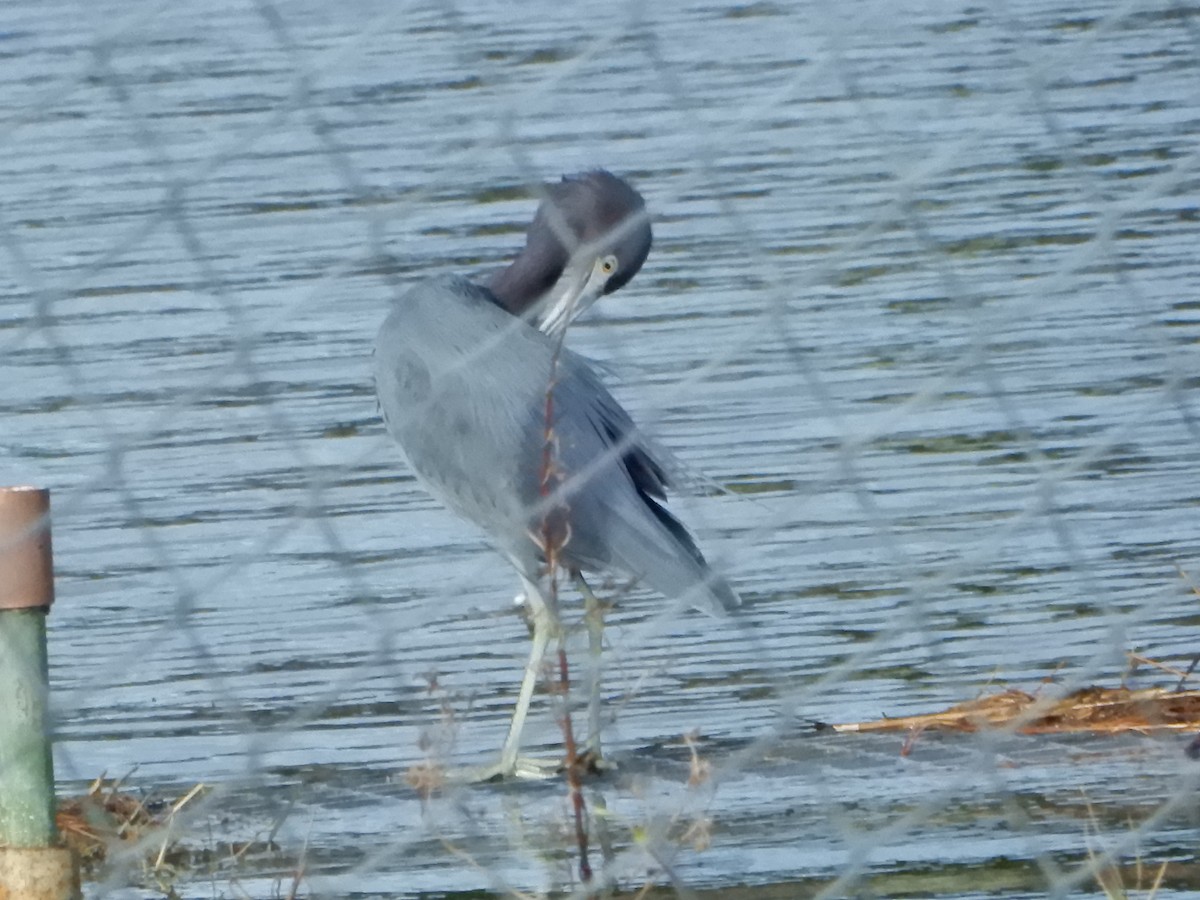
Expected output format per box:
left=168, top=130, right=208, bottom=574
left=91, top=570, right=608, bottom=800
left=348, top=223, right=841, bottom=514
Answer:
left=608, top=494, right=740, bottom=615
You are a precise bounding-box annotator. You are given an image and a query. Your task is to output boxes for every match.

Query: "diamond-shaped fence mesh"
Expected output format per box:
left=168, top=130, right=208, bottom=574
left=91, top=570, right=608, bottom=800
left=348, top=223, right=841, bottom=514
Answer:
left=2, top=0, right=1199, bottom=897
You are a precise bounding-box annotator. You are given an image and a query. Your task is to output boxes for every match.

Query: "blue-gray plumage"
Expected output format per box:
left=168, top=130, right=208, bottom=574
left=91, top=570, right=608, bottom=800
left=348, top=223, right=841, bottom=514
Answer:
left=373, top=171, right=737, bottom=779
left=376, top=275, right=737, bottom=612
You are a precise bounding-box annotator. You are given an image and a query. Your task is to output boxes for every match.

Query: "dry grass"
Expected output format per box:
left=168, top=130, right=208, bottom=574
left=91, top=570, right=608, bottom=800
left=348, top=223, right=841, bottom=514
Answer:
left=55, top=774, right=287, bottom=897
left=55, top=774, right=205, bottom=872
left=833, top=678, right=1200, bottom=736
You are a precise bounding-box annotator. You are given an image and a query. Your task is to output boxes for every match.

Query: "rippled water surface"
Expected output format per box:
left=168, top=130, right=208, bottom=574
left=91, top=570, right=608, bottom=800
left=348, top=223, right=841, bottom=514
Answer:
left=3, top=0, right=1200, bottom=896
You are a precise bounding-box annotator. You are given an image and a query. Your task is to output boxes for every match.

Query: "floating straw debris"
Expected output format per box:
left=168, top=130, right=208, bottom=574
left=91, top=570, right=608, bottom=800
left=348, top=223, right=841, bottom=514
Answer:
left=832, top=685, right=1200, bottom=736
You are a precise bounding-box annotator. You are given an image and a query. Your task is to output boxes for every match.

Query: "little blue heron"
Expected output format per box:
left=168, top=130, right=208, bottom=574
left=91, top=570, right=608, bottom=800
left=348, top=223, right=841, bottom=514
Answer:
left=374, top=170, right=738, bottom=780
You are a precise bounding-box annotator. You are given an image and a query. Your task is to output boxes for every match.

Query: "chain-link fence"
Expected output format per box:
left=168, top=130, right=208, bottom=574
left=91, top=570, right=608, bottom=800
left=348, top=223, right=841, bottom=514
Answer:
left=3, top=0, right=1199, bottom=896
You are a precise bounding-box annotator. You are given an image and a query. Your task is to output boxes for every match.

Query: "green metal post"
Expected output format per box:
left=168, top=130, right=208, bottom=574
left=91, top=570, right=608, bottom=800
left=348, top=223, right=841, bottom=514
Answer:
left=0, top=486, right=80, bottom=900
left=0, top=609, right=57, bottom=846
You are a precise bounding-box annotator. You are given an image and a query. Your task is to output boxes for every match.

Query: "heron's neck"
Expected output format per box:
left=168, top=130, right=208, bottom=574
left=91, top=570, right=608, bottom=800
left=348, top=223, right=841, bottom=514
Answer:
left=487, top=247, right=561, bottom=318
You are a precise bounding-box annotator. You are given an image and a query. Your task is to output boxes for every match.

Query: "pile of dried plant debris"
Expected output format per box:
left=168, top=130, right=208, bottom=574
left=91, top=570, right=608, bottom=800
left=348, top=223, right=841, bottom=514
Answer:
left=831, top=655, right=1200, bottom=737
left=55, top=774, right=206, bottom=874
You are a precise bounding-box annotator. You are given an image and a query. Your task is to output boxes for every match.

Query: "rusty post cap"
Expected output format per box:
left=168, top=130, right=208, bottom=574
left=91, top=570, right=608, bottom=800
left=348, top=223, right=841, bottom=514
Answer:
left=0, top=486, right=54, bottom=610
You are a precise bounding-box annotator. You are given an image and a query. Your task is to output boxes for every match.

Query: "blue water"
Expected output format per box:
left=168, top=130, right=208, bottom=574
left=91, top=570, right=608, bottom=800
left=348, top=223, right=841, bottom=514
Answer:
left=2, top=0, right=1199, bottom=895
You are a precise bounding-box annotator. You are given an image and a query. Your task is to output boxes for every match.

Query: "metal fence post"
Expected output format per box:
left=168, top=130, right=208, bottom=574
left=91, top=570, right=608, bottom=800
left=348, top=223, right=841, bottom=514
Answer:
left=0, top=486, right=80, bottom=900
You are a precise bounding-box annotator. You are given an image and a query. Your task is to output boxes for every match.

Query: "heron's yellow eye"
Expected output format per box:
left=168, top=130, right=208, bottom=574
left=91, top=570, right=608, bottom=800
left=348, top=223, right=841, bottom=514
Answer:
left=600, top=255, right=618, bottom=275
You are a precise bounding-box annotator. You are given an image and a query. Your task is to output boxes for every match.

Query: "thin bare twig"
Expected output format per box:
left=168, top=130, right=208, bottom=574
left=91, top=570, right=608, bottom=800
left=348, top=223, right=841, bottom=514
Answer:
left=540, top=326, right=592, bottom=885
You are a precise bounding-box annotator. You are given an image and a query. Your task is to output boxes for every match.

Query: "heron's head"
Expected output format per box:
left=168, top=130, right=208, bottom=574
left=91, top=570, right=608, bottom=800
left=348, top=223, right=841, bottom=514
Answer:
left=488, top=170, right=653, bottom=336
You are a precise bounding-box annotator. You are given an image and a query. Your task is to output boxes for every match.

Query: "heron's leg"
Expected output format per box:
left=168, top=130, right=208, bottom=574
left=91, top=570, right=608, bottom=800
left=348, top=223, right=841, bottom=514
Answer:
left=575, top=573, right=606, bottom=761
left=476, top=573, right=561, bottom=780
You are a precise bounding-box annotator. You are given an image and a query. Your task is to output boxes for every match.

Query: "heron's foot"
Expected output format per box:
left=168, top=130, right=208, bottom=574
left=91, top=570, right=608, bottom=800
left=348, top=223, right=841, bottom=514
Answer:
left=445, top=749, right=615, bottom=784
left=575, top=746, right=616, bottom=775
left=453, top=754, right=564, bottom=783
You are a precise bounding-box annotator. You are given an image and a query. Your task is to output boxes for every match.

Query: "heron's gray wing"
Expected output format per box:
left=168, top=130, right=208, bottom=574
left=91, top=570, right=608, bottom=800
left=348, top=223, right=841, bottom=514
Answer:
left=566, top=355, right=728, bottom=500
left=373, top=277, right=555, bottom=571
left=551, top=352, right=739, bottom=613
left=569, top=363, right=671, bottom=503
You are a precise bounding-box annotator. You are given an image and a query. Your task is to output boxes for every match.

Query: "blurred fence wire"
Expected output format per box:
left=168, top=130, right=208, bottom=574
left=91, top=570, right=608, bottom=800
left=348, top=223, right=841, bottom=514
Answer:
left=3, top=0, right=1200, bottom=896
